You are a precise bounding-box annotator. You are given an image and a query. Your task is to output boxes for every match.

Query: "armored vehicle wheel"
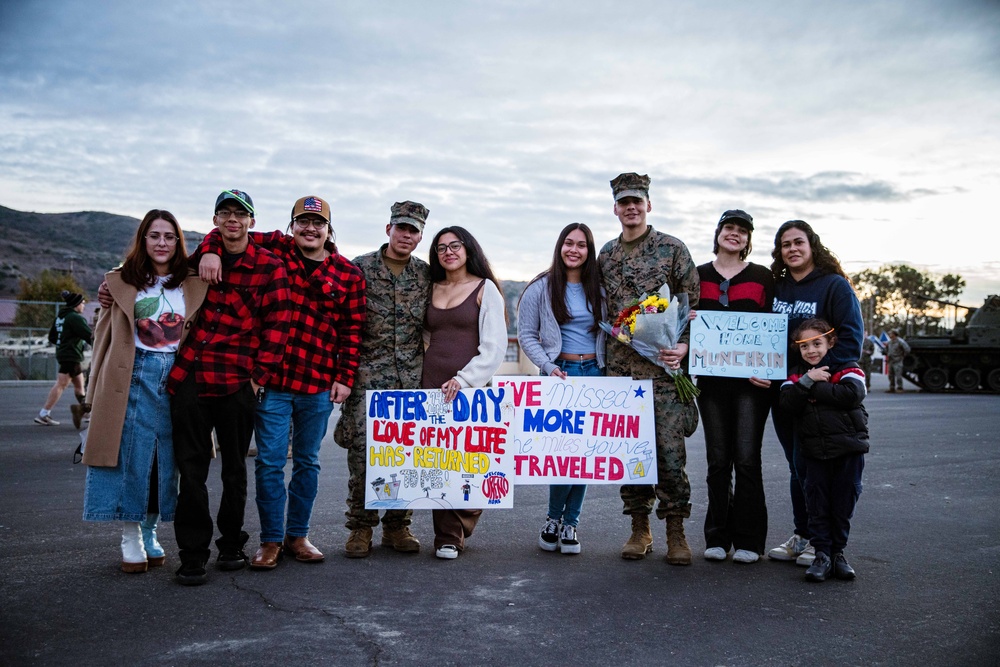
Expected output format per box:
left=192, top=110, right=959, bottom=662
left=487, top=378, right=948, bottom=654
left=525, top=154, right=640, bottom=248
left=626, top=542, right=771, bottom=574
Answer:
left=987, top=368, right=1000, bottom=392
left=921, top=368, right=948, bottom=392
left=953, top=367, right=981, bottom=392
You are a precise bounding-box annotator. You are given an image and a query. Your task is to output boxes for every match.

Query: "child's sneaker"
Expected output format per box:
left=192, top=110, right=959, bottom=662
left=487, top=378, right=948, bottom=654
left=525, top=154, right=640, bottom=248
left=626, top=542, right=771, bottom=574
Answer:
left=795, top=544, right=816, bottom=566
left=538, top=517, right=559, bottom=552
left=767, top=533, right=808, bottom=561
left=559, top=523, right=581, bottom=555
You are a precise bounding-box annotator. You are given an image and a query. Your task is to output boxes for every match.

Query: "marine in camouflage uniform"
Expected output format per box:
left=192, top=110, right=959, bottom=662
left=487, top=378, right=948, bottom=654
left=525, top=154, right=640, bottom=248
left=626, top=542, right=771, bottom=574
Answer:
left=599, top=173, right=701, bottom=565
left=334, top=201, right=431, bottom=557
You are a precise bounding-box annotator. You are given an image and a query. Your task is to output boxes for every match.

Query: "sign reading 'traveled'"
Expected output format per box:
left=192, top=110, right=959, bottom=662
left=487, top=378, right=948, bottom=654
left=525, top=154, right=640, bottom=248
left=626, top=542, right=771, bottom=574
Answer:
left=689, top=311, right=789, bottom=380
left=496, top=376, right=657, bottom=486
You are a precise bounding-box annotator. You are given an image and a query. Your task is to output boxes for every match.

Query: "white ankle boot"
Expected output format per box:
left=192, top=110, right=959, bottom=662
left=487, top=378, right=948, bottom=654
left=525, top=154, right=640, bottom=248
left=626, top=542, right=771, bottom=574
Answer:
left=140, top=514, right=165, bottom=567
left=121, top=522, right=148, bottom=573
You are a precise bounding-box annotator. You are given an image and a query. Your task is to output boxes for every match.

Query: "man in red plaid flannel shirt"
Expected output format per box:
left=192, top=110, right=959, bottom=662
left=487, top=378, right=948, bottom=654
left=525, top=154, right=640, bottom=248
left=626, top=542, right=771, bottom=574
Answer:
left=197, top=195, right=365, bottom=571
left=170, top=189, right=292, bottom=586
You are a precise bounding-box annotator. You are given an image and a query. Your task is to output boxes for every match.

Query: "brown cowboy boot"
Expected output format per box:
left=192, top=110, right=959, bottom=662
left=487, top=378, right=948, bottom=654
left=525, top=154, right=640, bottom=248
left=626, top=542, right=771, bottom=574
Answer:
left=620, top=514, right=653, bottom=560
left=666, top=517, right=692, bottom=565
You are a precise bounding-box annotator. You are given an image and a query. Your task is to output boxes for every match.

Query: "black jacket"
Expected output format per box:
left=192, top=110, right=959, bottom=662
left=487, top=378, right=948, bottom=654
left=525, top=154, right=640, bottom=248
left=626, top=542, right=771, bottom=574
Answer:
left=779, top=361, right=869, bottom=460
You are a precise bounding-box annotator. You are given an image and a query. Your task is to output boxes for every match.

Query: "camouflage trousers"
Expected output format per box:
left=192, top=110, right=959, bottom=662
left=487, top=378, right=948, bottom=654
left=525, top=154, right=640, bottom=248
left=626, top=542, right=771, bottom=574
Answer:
left=337, top=398, right=412, bottom=530
left=620, top=377, right=694, bottom=519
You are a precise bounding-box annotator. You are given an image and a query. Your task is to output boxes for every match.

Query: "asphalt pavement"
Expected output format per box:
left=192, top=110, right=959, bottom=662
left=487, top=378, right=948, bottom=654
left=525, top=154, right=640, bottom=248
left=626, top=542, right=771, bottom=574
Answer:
left=1, top=374, right=997, bottom=666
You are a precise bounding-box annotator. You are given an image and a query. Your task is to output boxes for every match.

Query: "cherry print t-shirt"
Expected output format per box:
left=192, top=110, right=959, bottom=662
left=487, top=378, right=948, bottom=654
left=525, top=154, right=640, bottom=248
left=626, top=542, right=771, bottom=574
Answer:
left=133, top=276, right=186, bottom=352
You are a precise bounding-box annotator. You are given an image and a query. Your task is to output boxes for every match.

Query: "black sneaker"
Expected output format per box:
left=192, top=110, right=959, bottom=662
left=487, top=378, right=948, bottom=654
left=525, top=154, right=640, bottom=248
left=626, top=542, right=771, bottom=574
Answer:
left=559, top=523, right=581, bottom=555
left=175, top=561, right=208, bottom=586
left=538, top=517, right=559, bottom=552
left=805, top=551, right=833, bottom=582
left=217, top=549, right=249, bottom=571
left=833, top=552, right=856, bottom=580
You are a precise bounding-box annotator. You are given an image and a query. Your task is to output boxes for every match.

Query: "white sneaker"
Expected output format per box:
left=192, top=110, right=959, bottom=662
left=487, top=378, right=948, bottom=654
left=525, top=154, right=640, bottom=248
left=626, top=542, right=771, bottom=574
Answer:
left=435, top=545, right=459, bottom=559
left=34, top=414, right=59, bottom=426
left=704, top=547, right=728, bottom=561
left=733, top=549, right=760, bottom=564
left=558, top=524, right=581, bottom=555
left=795, top=544, right=816, bottom=566
left=538, top=517, right=560, bottom=552
left=768, top=534, right=808, bottom=561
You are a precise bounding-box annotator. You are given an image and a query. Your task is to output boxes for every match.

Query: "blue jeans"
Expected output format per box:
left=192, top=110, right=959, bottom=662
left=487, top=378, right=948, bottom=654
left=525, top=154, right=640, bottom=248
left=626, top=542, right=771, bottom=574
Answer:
left=544, top=358, right=602, bottom=527
left=84, top=349, right=178, bottom=522
left=254, top=389, right=334, bottom=542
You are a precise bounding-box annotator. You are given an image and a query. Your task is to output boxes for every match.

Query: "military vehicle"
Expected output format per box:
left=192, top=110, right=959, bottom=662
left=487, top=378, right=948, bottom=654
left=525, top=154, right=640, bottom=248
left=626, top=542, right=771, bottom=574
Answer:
left=902, top=294, right=1000, bottom=392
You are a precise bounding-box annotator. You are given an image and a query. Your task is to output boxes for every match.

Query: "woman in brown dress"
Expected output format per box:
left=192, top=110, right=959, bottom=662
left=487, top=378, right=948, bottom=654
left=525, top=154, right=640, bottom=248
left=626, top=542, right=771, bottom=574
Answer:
left=422, top=226, right=508, bottom=559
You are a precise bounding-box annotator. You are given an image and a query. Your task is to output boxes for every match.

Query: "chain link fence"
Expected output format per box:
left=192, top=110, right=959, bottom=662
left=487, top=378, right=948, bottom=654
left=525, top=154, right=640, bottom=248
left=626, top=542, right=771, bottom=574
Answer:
left=0, top=299, right=91, bottom=381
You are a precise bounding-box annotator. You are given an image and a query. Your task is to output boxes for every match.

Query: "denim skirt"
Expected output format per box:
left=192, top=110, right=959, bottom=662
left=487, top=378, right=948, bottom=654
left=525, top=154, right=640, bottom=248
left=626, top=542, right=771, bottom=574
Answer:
left=83, top=349, right=179, bottom=522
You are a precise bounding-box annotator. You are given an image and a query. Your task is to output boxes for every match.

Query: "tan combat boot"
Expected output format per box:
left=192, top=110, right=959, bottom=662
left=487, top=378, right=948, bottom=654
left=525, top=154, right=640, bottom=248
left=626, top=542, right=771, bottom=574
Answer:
left=344, top=527, right=373, bottom=558
left=620, top=514, right=654, bottom=560
left=382, top=525, right=421, bottom=553
left=665, top=517, right=692, bottom=565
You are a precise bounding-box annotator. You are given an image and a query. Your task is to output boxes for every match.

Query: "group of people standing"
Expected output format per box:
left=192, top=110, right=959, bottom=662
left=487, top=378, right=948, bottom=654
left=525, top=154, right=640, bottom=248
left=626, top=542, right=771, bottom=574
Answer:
left=518, top=174, right=868, bottom=582
left=74, top=172, right=868, bottom=586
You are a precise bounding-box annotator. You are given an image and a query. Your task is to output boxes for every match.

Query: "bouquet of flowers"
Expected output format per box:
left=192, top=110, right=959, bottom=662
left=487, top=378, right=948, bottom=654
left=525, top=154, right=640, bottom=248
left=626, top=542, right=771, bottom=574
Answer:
left=600, top=283, right=700, bottom=402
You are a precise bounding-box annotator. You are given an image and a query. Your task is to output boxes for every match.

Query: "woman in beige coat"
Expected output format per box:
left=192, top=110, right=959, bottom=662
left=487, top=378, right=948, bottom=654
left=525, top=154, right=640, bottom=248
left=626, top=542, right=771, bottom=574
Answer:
left=83, top=210, right=207, bottom=573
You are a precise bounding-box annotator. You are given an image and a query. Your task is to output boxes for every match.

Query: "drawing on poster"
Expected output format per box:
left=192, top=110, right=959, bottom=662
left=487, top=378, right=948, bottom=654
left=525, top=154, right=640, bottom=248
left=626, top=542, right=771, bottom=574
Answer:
left=364, top=387, right=515, bottom=509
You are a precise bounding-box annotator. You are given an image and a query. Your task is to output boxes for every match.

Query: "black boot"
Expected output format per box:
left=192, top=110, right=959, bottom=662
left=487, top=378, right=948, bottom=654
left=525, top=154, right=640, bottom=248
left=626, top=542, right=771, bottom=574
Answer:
left=833, top=552, right=856, bottom=580
left=805, top=551, right=832, bottom=582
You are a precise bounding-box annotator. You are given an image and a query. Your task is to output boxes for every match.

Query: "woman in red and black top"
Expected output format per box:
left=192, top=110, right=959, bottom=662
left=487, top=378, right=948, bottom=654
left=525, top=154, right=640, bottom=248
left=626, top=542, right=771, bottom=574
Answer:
left=695, top=210, right=774, bottom=564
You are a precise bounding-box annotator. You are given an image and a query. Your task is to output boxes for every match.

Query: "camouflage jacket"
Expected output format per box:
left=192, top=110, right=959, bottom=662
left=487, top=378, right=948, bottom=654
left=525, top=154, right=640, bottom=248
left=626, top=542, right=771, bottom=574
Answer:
left=351, top=245, right=431, bottom=392
left=599, top=226, right=700, bottom=381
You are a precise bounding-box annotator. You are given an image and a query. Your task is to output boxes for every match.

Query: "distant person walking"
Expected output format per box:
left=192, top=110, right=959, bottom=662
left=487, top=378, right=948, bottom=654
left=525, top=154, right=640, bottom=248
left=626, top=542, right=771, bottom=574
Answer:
left=860, top=332, right=875, bottom=391
left=35, top=291, right=93, bottom=426
left=885, top=330, right=910, bottom=393
left=83, top=209, right=208, bottom=573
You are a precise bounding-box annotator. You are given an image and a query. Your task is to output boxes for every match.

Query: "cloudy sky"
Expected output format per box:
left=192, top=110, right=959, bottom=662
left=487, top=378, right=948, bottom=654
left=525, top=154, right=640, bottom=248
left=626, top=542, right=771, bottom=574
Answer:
left=2, top=0, right=998, bottom=302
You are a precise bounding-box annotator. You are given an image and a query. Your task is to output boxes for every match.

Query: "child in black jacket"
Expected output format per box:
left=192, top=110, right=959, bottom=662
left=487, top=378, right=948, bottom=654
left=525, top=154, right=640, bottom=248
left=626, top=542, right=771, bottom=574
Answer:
left=780, top=318, right=869, bottom=582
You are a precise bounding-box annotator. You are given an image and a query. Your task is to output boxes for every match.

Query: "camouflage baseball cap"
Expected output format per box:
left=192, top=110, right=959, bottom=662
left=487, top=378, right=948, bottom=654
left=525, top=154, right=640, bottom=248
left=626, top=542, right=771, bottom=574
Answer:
left=215, top=189, right=255, bottom=215
left=610, top=173, right=651, bottom=201
left=390, top=201, right=429, bottom=231
left=291, top=196, right=331, bottom=222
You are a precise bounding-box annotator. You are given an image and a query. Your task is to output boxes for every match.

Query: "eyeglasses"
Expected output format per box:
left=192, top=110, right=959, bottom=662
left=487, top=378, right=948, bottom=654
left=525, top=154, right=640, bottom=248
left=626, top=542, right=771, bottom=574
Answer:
left=719, top=278, right=730, bottom=307
left=293, top=217, right=329, bottom=230
left=435, top=241, right=464, bottom=255
left=215, top=209, right=251, bottom=220
left=146, top=233, right=178, bottom=246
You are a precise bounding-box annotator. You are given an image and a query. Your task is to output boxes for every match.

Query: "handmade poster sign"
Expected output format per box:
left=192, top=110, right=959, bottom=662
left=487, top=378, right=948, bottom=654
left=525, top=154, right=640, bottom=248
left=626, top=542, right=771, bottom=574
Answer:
left=496, top=376, right=657, bottom=485
left=688, top=311, right=788, bottom=380
left=364, top=387, right=515, bottom=510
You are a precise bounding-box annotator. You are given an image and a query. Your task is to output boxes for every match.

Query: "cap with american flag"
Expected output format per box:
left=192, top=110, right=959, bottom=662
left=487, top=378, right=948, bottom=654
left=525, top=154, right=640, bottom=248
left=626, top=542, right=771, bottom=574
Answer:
left=291, top=195, right=331, bottom=222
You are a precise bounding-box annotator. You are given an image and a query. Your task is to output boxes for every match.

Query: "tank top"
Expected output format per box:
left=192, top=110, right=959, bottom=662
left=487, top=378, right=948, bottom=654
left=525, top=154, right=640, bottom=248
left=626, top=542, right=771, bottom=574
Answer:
left=421, top=280, right=484, bottom=389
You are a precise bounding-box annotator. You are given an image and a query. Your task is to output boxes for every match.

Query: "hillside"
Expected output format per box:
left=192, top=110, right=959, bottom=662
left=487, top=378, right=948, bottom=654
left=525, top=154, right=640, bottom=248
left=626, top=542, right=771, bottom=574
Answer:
left=0, top=205, right=530, bottom=330
left=0, top=205, right=205, bottom=296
